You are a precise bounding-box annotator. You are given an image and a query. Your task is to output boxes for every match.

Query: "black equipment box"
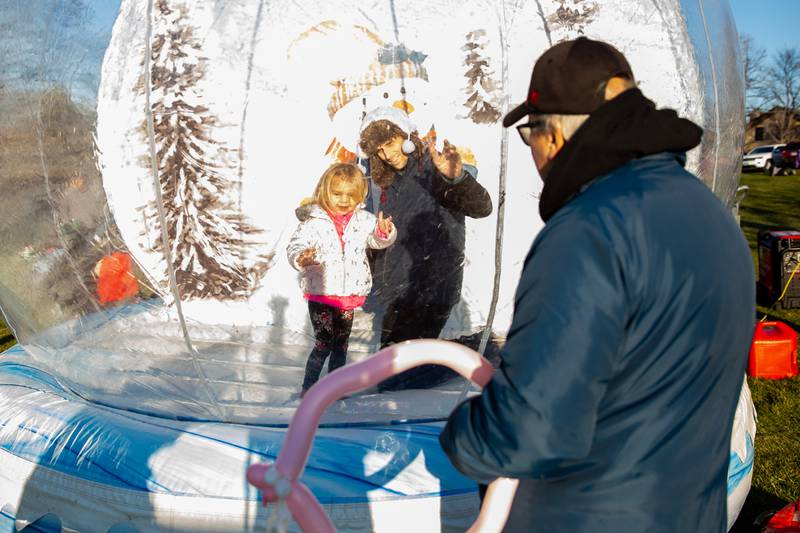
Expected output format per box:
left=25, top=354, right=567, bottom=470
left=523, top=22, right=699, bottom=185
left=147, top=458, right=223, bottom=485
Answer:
left=757, top=229, right=800, bottom=309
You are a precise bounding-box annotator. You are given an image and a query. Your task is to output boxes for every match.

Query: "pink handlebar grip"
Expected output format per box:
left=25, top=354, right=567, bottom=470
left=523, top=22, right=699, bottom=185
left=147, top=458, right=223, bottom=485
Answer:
left=246, top=339, right=515, bottom=532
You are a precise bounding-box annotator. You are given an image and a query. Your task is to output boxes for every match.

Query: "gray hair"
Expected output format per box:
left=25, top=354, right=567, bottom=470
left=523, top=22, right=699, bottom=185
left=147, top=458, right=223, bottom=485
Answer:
left=539, top=114, right=591, bottom=141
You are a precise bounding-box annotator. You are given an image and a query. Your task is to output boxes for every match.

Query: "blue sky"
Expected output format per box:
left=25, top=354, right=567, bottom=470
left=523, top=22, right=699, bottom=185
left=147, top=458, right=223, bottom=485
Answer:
left=728, top=0, right=799, bottom=56
left=92, top=1, right=120, bottom=31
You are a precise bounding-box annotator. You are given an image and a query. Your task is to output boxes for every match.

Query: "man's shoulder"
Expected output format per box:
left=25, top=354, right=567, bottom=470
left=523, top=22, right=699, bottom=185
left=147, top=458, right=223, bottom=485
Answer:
left=533, top=155, right=692, bottom=262
left=568, top=152, right=702, bottom=215
left=597, top=151, right=693, bottom=188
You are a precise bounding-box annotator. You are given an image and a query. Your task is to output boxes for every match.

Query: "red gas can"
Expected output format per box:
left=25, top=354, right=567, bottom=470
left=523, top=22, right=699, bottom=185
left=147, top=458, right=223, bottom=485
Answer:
left=748, top=321, right=798, bottom=379
left=763, top=500, right=800, bottom=532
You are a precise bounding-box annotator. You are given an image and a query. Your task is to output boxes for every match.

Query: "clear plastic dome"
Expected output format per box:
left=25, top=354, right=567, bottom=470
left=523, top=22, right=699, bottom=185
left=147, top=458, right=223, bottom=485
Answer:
left=0, top=0, right=744, bottom=425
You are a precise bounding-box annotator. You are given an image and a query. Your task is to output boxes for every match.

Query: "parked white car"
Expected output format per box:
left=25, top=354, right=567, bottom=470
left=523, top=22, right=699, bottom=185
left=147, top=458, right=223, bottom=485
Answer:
left=742, top=144, right=784, bottom=174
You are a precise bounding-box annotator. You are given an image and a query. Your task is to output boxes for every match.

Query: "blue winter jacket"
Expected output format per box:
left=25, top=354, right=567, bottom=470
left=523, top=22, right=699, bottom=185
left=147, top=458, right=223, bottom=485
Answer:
left=440, top=152, right=755, bottom=532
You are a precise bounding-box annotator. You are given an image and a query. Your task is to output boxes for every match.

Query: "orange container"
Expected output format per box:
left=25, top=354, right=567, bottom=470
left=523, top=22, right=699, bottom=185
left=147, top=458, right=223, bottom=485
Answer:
left=748, top=321, right=798, bottom=379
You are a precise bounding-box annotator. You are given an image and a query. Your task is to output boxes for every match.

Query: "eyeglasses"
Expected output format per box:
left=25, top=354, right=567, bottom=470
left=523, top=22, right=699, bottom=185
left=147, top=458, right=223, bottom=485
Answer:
left=515, top=119, right=546, bottom=146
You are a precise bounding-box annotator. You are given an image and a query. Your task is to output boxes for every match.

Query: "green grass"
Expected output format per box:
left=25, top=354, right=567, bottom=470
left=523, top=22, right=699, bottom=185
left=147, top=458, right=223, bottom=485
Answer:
left=731, top=171, right=800, bottom=532
left=0, top=318, right=15, bottom=352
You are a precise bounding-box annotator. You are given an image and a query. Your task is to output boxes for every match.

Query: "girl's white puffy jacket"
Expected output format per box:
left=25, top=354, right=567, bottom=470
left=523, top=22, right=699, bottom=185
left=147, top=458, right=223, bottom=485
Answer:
left=287, top=204, right=396, bottom=296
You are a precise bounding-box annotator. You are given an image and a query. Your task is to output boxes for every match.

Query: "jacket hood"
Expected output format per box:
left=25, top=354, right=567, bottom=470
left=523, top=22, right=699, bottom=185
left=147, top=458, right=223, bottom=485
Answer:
left=294, top=203, right=315, bottom=221
left=294, top=203, right=365, bottom=221
left=539, top=88, right=703, bottom=222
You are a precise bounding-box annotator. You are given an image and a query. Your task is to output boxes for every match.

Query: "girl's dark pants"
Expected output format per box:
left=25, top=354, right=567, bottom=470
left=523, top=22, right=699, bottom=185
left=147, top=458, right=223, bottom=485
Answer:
left=302, top=301, right=354, bottom=391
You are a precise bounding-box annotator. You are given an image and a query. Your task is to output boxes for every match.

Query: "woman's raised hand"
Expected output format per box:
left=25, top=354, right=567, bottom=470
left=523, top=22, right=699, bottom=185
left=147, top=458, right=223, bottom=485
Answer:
left=296, top=248, right=318, bottom=267
left=427, top=137, right=463, bottom=180
left=377, top=211, right=394, bottom=235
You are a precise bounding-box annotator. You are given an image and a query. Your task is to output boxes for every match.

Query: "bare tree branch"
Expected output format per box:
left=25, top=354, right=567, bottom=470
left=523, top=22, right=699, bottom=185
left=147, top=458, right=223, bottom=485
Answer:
left=739, top=34, right=767, bottom=111
left=760, top=48, right=800, bottom=142
left=0, top=0, right=103, bottom=101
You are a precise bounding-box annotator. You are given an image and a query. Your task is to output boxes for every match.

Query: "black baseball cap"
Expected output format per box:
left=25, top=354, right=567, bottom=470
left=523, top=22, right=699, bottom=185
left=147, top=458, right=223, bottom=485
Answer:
left=502, top=37, right=634, bottom=127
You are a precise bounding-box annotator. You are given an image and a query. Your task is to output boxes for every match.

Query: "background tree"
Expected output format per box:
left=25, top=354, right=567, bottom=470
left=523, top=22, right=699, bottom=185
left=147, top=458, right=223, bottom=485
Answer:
left=0, top=0, right=123, bottom=320
left=739, top=33, right=767, bottom=112
left=760, top=48, right=800, bottom=142
left=0, top=0, right=104, bottom=102
left=140, top=0, right=271, bottom=300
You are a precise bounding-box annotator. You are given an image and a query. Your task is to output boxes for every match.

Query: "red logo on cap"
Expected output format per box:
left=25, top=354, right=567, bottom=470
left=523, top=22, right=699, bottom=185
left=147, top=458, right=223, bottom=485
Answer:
left=528, top=90, right=539, bottom=105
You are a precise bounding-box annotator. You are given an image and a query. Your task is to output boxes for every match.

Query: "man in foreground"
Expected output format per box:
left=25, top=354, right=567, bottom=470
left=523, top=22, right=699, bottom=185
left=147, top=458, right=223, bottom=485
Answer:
left=440, top=37, right=755, bottom=532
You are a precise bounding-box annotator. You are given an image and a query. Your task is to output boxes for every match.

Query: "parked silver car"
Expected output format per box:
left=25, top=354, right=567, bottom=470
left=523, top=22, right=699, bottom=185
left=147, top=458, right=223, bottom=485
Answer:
left=742, top=144, right=784, bottom=174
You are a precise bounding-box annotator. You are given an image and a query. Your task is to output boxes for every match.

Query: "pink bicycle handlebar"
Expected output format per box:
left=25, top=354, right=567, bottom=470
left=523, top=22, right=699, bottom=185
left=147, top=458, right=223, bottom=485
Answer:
left=246, top=339, right=517, bottom=532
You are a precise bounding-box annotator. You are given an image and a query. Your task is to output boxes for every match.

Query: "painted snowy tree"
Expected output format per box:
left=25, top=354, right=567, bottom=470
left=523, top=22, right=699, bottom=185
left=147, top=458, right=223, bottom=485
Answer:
left=462, top=30, right=501, bottom=124
left=547, top=0, right=599, bottom=35
left=138, top=0, right=271, bottom=300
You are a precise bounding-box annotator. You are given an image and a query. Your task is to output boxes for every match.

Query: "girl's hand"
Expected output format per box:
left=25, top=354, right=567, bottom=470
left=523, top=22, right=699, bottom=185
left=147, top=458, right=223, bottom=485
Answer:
left=377, top=211, right=394, bottom=235
left=296, top=248, right=318, bottom=267
left=427, top=136, right=463, bottom=180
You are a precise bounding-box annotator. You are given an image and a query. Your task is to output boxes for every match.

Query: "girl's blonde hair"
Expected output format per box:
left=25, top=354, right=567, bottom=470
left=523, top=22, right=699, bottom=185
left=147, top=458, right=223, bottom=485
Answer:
left=313, top=163, right=368, bottom=213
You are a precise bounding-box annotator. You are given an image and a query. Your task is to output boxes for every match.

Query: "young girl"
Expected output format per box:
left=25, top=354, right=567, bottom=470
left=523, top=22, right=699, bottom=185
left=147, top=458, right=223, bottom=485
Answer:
left=287, top=163, right=396, bottom=397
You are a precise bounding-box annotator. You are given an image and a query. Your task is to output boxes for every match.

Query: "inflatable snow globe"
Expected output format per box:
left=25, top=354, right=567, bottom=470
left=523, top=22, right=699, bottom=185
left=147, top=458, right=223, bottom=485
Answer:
left=0, top=0, right=753, bottom=531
